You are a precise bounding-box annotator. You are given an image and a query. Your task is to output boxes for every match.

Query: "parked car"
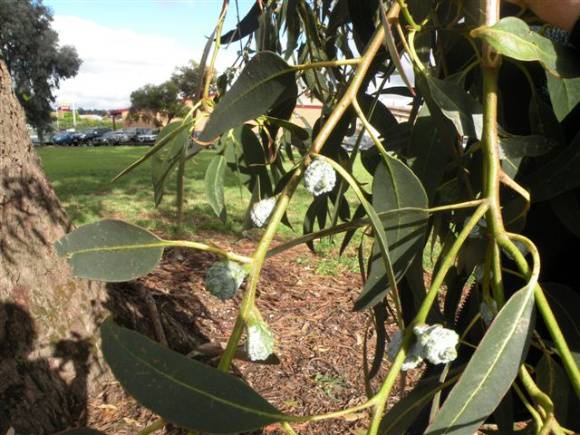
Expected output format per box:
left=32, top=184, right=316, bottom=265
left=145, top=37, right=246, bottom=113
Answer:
left=79, top=127, right=112, bottom=144
left=93, top=130, right=118, bottom=146
left=110, top=130, right=131, bottom=145
left=52, top=131, right=79, bottom=146
left=136, top=129, right=159, bottom=144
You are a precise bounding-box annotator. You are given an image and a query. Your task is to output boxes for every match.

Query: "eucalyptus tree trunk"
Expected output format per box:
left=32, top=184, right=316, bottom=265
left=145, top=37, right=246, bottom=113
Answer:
left=0, top=60, right=108, bottom=433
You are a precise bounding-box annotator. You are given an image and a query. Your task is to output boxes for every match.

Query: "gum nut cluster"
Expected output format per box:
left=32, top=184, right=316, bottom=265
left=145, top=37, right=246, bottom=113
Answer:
left=387, top=330, right=424, bottom=371
left=415, top=324, right=460, bottom=365
left=304, top=159, right=336, bottom=197
left=204, top=261, right=247, bottom=301
left=246, top=321, right=275, bottom=361
left=250, top=197, right=277, bottom=228
left=480, top=299, right=498, bottom=326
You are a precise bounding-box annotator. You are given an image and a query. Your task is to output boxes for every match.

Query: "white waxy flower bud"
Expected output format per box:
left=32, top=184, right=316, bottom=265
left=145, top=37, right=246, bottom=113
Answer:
left=246, top=320, right=275, bottom=361
left=204, top=261, right=247, bottom=301
left=387, top=330, right=424, bottom=371
left=415, top=324, right=459, bottom=365
left=304, top=159, right=336, bottom=197
left=480, top=299, right=498, bottom=326
left=250, top=197, right=277, bottom=228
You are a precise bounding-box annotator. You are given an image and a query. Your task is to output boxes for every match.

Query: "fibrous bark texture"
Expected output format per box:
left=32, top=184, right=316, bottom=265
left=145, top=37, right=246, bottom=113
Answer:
left=0, top=59, right=108, bottom=434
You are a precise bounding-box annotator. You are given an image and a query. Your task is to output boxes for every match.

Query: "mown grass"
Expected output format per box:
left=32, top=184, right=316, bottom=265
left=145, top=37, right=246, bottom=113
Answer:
left=37, top=145, right=370, bottom=274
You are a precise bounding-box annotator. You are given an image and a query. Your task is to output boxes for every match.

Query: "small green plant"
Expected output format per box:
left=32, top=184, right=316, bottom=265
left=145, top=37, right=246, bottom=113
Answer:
left=56, top=1, right=580, bottom=434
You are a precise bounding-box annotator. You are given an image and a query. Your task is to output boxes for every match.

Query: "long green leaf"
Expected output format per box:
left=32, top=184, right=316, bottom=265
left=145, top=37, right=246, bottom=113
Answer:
left=356, top=157, right=428, bottom=310
left=199, top=51, right=297, bottom=142
left=380, top=373, right=459, bottom=435
left=55, top=220, right=164, bottom=282
left=471, top=17, right=580, bottom=78
left=426, top=284, right=536, bottom=434
left=499, top=134, right=556, bottom=159
left=113, top=116, right=194, bottom=182
left=314, top=155, right=399, bottom=311
left=546, top=73, right=580, bottom=122
left=524, top=131, right=580, bottom=201
left=101, top=319, right=292, bottom=433
left=205, top=154, right=227, bottom=220
left=418, top=72, right=483, bottom=139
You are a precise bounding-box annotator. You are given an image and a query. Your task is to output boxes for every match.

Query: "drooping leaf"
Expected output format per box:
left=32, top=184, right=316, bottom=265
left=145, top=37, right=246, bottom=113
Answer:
left=546, top=74, right=580, bottom=122
left=113, top=115, right=194, bottom=181
left=220, top=2, right=261, bottom=44
left=542, top=283, right=580, bottom=352
left=470, top=17, right=580, bottom=78
left=499, top=134, right=556, bottom=159
left=524, top=131, right=580, bottom=201
left=417, top=72, right=483, bottom=139
left=199, top=52, right=297, bottom=142
left=151, top=120, right=192, bottom=206
left=355, top=157, right=428, bottom=310
left=55, top=220, right=164, bottom=282
left=101, top=319, right=292, bottom=433
left=380, top=373, right=458, bottom=435
left=408, top=105, right=455, bottom=202
left=262, top=115, right=309, bottom=141
left=314, top=155, right=400, bottom=313
left=205, top=154, right=227, bottom=220
left=536, top=354, right=571, bottom=423
left=426, top=284, right=535, bottom=435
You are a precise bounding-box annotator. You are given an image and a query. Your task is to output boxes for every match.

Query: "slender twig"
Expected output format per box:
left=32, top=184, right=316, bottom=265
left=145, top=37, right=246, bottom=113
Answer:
left=367, top=202, right=489, bottom=435
left=217, top=19, right=389, bottom=374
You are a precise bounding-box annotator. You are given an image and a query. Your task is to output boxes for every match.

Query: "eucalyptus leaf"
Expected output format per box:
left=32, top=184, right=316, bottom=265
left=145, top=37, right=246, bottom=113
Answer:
left=205, top=155, right=227, bottom=220
left=355, top=157, right=428, bottom=310
left=220, top=2, right=260, bottom=43
left=55, top=220, right=164, bottom=282
left=536, top=354, right=570, bottom=423
left=380, top=373, right=458, bottom=435
left=426, top=284, right=535, bottom=435
left=471, top=17, right=580, bottom=78
left=499, top=134, right=556, bottom=159
left=546, top=74, right=580, bottom=122
left=417, top=72, right=483, bottom=139
left=524, top=131, right=580, bottom=201
left=199, top=52, right=297, bottom=142
left=101, top=319, right=292, bottom=433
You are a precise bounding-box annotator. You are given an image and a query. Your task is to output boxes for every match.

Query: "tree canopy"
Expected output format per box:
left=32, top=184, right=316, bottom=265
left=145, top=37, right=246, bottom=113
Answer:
left=0, top=0, right=81, bottom=135
left=129, top=81, right=186, bottom=126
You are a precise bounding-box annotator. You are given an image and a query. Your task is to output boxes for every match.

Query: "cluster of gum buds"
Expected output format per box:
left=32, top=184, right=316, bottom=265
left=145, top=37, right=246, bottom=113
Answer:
left=204, top=260, right=248, bottom=301
left=249, top=159, right=337, bottom=228
left=250, top=197, right=277, bottom=228
left=387, top=324, right=460, bottom=371
left=303, top=158, right=336, bottom=197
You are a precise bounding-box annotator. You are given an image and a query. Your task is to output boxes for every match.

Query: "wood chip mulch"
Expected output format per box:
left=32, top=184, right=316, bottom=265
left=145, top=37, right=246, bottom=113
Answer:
left=87, top=230, right=411, bottom=434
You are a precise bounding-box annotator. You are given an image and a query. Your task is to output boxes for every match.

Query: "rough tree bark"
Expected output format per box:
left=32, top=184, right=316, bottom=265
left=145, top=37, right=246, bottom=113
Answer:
left=0, top=60, right=108, bottom=433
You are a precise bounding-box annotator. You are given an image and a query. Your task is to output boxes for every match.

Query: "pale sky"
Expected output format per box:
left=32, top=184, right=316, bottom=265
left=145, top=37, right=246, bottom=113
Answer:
left=47, top=0, right=253, bottom=109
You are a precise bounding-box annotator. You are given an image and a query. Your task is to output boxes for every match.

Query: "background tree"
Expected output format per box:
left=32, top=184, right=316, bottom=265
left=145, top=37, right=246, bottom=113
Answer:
left=129, top=80, right=186, bottom=126
left=171, top=60, right=202, bottom=100
left=0, top=0, right=81, bottom=138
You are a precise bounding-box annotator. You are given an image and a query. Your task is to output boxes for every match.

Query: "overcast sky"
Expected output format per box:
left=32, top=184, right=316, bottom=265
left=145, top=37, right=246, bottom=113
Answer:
left=46, top=0, right=412, bottom=110
left=46, top=0, right=254, bottom=109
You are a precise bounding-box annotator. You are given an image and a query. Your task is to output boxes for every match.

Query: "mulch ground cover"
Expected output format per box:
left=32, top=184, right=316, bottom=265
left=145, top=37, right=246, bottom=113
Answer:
left=87, top=230, right=414, bottom=434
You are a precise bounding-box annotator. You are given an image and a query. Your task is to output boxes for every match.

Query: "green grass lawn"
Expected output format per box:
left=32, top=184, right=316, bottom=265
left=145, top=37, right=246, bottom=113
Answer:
left=37, top=145, right=369, bottom=273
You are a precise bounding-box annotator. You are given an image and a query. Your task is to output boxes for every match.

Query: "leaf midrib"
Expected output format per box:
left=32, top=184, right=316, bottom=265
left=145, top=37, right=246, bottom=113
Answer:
left=107, top=324, right=290, bottom=422
left=437, top=287, right=534, bottom=433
